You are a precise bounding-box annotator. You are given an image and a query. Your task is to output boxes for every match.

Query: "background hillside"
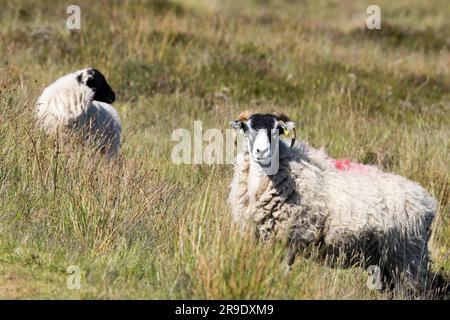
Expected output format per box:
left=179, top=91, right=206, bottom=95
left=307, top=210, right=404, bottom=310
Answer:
left=0, top=0, right=449, bottom=299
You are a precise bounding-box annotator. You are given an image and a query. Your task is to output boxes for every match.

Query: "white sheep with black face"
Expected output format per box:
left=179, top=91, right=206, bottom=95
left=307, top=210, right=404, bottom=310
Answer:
left=228, top=111, right=437, bottom=294
left=36, top=68, right=121, bottom=157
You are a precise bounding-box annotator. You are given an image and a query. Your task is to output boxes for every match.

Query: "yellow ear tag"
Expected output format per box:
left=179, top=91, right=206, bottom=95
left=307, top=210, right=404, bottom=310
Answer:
left=283, top=128, right=290, bottom=136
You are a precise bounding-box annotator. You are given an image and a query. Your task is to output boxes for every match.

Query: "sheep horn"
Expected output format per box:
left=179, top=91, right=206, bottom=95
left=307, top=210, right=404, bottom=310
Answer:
left=233, top=110, right=254, bottom=147
left=237, top=110, right=253, bottom=122
left=272, top=112, right=296, bottom=148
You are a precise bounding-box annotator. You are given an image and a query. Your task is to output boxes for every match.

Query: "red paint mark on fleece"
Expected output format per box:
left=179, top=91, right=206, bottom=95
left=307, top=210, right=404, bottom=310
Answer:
left=334, top=159, right=378, bottom=174
left=335, top=159, right=351, bottom=170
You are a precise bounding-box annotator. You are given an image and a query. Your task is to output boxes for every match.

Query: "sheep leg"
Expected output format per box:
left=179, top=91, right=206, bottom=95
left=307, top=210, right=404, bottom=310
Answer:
left=284, top=247, right=297, bottom=274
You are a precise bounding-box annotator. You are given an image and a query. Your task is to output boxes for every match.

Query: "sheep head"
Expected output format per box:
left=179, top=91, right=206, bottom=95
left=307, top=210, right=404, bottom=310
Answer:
left=231, top=111, right=296, bottom=147
left=231, top=111, right=296, bottom=169
left=76, top=68, right=116, bottom=104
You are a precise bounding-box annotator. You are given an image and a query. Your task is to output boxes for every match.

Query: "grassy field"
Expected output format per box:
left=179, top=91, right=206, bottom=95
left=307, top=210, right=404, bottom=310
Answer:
left=0, top=0, right=449, bottom=299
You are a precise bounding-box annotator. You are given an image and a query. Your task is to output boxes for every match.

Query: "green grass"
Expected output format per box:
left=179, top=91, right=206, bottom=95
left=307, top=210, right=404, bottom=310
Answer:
left=0, top=0, right=449, bottom=299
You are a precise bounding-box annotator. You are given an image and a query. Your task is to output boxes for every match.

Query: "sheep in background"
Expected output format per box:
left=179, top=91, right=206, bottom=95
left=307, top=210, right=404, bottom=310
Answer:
left=36, top=68, right=121, bottom=158
left=228, top=111, right=437, bottom=294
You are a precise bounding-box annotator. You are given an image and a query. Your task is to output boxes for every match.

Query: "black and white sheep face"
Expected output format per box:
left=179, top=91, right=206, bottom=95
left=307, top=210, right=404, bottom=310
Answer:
left=77, top=68, right=116, bottom=104
left=232, top=113, right=295, bottom=170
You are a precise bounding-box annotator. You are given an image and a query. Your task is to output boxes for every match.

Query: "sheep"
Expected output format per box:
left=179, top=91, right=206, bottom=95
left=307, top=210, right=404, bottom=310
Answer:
left=36, top=68, right=121, bottom=158
left=228, top=111, right=437, bottom=294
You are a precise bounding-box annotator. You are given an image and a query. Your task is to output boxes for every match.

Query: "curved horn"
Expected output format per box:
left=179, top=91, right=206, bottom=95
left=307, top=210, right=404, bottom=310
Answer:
left=233, top=110, right=254, bottom=147
left=272, top=112, right=296, bottom=148
left=237, top=110, right=253, bottom=122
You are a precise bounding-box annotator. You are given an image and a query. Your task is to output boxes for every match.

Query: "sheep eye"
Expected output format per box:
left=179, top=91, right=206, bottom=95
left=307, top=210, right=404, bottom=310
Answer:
left=277, top=125, right=284, bottom=134
left=241, top=123, right=249, bottom=133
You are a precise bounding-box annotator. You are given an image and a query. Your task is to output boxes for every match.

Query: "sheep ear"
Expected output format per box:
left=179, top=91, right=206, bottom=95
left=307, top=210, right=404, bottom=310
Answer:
left=279, top=121, right=297, bottom=148
left=230, top=120, right=248, bottom=133
left=76, top=73, right=83, bottom=84
left=76, top=70, right=92, bottom=85
left=280, top=121, right=295, bottom=133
